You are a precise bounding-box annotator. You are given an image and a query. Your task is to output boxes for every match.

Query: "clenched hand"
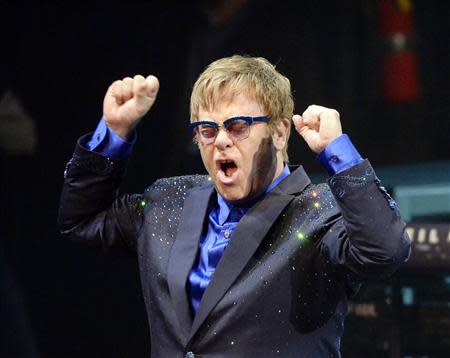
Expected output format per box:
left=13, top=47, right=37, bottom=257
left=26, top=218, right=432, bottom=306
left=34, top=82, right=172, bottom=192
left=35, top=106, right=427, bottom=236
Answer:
left=292, top=105, right=343, bottom=154
left=103, top=75, right=159, bottom=140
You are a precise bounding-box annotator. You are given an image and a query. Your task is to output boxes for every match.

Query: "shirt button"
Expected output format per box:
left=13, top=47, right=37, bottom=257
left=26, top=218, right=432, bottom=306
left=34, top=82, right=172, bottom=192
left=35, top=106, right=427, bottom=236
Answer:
left=223, top=230, right=230, bottom=238
left=331, top=155, right=338, bottom=162
left=185, top=352, right=195, bottom=358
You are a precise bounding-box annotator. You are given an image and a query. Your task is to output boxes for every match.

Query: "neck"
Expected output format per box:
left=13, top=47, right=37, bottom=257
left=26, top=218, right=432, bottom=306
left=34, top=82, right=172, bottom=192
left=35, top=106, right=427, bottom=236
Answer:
left=272, top=154, right=285, bottom=183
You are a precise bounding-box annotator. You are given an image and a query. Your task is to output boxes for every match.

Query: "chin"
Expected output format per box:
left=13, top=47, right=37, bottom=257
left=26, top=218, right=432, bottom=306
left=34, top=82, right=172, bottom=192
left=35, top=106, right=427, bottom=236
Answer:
left=216, top=186, right=246, bottom=202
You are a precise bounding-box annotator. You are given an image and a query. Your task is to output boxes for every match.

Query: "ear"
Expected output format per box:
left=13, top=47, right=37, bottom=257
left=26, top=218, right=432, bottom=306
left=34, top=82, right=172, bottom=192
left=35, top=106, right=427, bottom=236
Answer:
left=271, top=117, right=290, bottom=152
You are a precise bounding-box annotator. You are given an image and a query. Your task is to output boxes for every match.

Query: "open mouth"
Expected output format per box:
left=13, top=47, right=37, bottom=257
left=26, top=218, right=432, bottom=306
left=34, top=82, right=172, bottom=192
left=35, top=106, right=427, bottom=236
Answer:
left=218, top=160, right=238, bottom=178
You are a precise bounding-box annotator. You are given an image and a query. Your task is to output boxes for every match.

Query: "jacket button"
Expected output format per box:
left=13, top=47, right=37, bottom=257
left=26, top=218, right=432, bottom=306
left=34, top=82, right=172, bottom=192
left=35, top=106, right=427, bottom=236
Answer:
left=185, top=352, right=195, bottom=358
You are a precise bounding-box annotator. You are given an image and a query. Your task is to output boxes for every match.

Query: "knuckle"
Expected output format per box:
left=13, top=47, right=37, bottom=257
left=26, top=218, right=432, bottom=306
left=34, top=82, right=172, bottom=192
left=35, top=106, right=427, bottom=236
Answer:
left=109, top=80, right=121, bottom=90
left=310, top=104, right=323, bottom=113
left=123, top=77, right=133, bottom=87
left=135, top=81, right=147, bottom=91
left=307, top=105, right=316, bottom=112
left=324, top=109, right=339, bottom=118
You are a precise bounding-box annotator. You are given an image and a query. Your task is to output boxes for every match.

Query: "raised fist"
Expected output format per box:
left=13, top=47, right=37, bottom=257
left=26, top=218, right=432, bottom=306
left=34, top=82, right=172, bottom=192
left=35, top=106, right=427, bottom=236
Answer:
left=103, top=74, right=159, bottom=140
left=292, top=105, right=343, bottom=154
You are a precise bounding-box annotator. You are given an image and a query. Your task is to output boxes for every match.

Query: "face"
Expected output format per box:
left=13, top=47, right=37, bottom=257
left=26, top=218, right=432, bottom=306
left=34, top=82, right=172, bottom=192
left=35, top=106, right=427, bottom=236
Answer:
left=196, top=93, right=286, bottom=203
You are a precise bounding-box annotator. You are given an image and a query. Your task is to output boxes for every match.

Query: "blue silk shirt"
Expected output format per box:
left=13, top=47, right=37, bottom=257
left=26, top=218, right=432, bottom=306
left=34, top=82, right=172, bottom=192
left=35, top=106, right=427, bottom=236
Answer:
left=188, top=165, right=291, bottom=312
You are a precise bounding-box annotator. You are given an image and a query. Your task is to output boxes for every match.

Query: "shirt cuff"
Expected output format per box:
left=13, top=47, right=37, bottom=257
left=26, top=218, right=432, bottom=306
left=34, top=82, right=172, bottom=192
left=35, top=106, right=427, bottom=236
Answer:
left=317, top=134, right=363, bottom=175
left=86, top=117, right=136, bottom=159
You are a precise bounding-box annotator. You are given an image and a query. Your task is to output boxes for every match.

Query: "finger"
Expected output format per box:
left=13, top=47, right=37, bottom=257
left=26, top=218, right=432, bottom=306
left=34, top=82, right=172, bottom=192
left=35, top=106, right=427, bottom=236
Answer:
left=133, top=75, right=159, bottom=110
left=293, top=114, right=312, bottom=138
left=145, top=75, right=160, bottom=98
left=133, top=74, right=147, bottom=97
left=122, top=77, right=134, bottom=101
left=318, top=108, right=340, bottom=127
left=306, top=104, right=330, bottom=115
left=318, top=109, right=342, bottom=138
left=107, top=80, right=124, bottom=106
left=292, top=114, right=305, bottom=133
left=302, top=106, right=321, bottom=132
left=293, top=114, right=320, bottom=150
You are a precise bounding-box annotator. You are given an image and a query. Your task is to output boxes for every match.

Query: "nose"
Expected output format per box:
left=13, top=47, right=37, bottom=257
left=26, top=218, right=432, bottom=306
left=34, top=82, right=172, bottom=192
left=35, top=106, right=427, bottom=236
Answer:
left=214, top=126, right=233, bottom=150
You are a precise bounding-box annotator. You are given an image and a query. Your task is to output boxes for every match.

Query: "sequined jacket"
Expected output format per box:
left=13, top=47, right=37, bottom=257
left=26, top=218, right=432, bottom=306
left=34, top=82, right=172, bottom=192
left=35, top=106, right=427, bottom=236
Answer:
left=58, top=136, right=411, bottom=358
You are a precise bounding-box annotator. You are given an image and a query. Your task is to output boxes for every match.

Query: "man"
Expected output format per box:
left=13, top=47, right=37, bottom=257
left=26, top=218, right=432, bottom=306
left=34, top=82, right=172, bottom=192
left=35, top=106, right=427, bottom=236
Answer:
left=59, top=55, right=410, bottom=357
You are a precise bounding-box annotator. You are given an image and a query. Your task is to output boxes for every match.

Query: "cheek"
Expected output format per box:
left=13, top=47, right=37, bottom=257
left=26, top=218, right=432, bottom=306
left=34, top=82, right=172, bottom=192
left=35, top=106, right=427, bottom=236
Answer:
left=240, top=138, right=264, bottom=171
left=252, top=137, right=277, bottom=178
left=199, top=147, right=214, bottom=173
left=243, top=136, right=277, bottom=193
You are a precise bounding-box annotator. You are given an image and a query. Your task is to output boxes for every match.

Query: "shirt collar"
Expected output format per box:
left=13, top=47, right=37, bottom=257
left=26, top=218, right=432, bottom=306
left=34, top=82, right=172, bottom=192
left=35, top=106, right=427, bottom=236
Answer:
left=216, top=164, right=291, bottom=225
left=266, top=163, right=290, bottom=192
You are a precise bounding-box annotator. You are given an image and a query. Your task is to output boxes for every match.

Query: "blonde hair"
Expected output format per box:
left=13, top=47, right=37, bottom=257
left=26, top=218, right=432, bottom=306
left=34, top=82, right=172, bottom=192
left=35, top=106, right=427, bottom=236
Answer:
left=190, top=55, right=294, bottom=161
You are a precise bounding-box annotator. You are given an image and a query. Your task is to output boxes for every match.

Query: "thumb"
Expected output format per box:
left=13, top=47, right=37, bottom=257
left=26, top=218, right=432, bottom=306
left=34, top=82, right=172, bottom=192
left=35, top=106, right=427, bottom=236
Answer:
left=293, top=113, right=322, bottom=153
left=292, top=114, right=308, bottom=137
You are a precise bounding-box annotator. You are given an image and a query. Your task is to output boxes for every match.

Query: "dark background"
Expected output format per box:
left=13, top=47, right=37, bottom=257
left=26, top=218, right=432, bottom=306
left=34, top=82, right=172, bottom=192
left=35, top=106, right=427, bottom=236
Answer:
left=1, top=1, right=449, bottom=357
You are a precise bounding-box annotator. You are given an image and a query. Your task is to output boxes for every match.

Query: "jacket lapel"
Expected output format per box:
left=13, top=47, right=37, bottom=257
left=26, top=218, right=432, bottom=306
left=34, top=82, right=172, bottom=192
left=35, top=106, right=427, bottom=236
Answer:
left=189, top=166, right=311, bottom=340
left=167, top=182, right=214, bottom=341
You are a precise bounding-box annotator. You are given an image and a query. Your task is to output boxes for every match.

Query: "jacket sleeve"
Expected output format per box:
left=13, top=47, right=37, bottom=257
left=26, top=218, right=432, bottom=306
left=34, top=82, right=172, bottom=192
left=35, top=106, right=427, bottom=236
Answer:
left=321, top=159, right=411, bottom=281
left=57, top=135, right=144, bottom=251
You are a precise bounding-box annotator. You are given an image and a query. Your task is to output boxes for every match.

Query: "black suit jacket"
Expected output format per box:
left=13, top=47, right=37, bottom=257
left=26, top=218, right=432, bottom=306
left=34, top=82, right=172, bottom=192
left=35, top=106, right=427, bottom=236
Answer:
left=58, top=137, right=411, bottom=357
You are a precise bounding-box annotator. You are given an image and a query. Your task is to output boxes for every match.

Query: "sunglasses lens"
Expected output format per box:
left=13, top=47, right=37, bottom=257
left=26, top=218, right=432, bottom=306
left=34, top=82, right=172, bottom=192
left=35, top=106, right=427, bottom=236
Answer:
left=226, top=120, right=250, bottom=140
left=196, top=125, right=217, bottom=144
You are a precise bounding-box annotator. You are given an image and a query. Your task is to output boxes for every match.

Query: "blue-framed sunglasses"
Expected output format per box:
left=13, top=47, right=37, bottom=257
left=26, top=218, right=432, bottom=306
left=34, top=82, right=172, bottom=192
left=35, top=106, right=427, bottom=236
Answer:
left=188, top=116, right=269, bottom=145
